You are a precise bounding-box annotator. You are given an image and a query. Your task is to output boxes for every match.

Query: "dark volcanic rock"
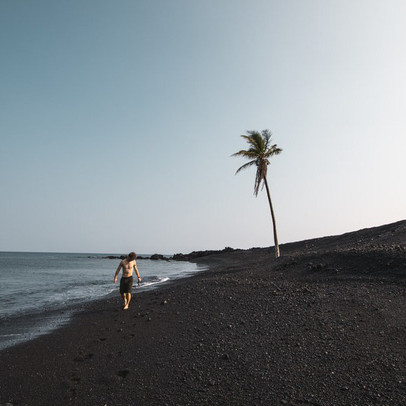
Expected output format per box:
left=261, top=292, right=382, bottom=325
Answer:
left=150, top=254, right=164, bottom=260
left=172, top=247, right=236, bottom=261
left=150, top=254, right=169, bottom=261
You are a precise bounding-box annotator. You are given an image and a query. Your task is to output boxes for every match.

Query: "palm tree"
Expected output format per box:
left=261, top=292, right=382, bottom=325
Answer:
left=232, top=130, right=282, bottom=258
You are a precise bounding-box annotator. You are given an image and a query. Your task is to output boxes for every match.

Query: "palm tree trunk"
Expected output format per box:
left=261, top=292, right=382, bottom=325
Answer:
left=263, top=177, right=280, bottom=258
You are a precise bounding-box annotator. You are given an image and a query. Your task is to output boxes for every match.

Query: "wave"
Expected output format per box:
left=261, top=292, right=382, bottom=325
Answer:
left=138, top=277, right=170, bottom=289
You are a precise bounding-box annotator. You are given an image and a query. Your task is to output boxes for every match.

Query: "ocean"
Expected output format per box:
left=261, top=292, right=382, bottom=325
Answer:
left=0, top=252, right=207, bottom=351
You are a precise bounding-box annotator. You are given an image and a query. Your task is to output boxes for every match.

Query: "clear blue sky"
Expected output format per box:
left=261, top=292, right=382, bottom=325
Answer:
left=1, top=0, right=405, bottom=254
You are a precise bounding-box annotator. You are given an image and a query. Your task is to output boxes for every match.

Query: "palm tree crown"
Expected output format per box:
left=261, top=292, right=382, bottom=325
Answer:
left=232, top=130, right=282, bottom=195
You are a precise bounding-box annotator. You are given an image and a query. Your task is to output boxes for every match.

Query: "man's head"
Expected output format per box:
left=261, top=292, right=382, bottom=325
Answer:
left=128, top=252, right=137, bottom=260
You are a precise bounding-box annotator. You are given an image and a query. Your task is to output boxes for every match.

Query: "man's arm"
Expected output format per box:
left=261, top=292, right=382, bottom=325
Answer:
left=133, top=262, right=141, bottom=283
left=114, top=261, right=123, bottom=283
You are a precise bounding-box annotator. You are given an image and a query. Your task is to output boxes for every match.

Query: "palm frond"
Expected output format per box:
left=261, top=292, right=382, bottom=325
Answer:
left=240, top=134, right=261, bottom=152
left=247, top=131, right=265, bottom=153
left=231, top=149, right=258, bottom=159
left=235, top=160, right=257, bottom=174
left=265, top=145, right=283, bottom=158
left=261, top=129, right=272, bottom=150
left=253, top=160, right=268, bottom=196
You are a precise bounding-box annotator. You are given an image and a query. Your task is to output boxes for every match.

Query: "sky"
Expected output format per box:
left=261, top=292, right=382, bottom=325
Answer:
left=1, top=0, right=405, bottom=254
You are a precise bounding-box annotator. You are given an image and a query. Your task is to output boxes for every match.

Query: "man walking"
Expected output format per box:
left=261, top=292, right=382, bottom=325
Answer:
left=114, top=252, right=141, bottom=310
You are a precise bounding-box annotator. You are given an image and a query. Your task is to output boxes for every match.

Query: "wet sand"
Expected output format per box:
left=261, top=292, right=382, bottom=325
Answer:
left=0, top=220, right=405, bottom=405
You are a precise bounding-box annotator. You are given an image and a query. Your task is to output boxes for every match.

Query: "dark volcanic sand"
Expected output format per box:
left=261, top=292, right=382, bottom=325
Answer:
left=0, top=221, right=405, bottom=406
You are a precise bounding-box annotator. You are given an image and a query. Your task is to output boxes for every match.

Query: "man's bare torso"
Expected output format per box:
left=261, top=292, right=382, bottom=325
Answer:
left=121, top=259, right=136, bottom=278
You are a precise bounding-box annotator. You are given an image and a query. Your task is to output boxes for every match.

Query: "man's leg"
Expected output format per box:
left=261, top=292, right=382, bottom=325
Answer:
left=122, top=293, right=127, bottom=307
left=123, top=293, right=131, bottom=309
left=123, top=293, right=130, bottom=309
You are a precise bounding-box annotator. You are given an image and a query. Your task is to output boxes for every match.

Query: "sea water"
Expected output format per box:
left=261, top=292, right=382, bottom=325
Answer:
left=0, top=252, right=207, bottom=350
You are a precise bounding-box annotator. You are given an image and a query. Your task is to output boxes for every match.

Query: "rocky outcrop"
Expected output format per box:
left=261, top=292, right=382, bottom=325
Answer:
left=150, top=254, right=165, bottom=260
left=172, top=247, right=235, bottom=261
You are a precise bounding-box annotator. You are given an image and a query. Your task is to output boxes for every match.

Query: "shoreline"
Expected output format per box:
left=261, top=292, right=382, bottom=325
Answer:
left=0, top=220, right=405, bottom=405
left=0, top=258, right=208, bottom=352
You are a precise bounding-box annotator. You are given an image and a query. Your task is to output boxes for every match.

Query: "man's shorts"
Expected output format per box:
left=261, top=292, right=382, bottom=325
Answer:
left=120, top=276, right=133, bottom=294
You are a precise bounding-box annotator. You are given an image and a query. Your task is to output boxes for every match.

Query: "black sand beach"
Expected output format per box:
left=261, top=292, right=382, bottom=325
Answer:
left=1, top=220, right=405, bottom=406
